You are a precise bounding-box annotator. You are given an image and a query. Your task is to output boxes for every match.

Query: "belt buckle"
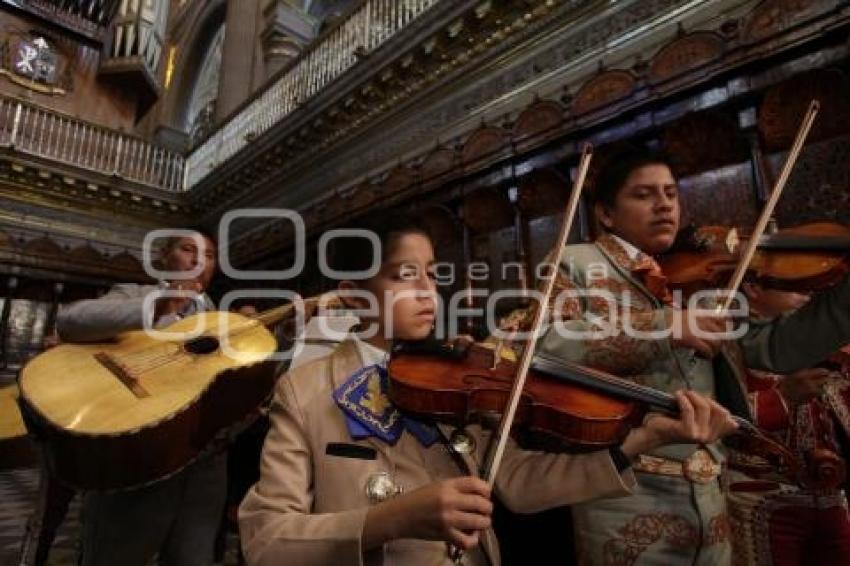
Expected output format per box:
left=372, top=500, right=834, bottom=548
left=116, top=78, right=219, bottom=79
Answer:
left=683, top=450, right=720, bottom=484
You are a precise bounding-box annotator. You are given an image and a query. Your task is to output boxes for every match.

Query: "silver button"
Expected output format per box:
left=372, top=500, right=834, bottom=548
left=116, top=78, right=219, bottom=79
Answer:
left=365, top=472, right=402, bottom=504
left=450, top=429, right=476, bottom=455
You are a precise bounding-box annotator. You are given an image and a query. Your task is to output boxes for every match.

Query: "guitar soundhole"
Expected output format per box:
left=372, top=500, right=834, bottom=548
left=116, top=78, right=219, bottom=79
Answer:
left=184, top=336, right=220, bottom=355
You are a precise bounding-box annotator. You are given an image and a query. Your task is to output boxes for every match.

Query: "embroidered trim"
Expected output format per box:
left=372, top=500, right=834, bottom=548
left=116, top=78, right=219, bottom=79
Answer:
left=335, top=365, right=402, bottom=439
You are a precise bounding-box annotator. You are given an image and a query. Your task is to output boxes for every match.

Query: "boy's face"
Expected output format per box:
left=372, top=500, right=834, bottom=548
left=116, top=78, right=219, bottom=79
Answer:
left=356, top=232, right=438, bottom=343
left=163, top=235, right=217, bottom=291
left=596, top=163, right=680, bottom=255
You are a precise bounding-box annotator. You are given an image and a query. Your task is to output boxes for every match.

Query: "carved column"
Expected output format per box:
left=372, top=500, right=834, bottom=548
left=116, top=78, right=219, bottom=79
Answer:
left=216, top=0, right=262, bottom=121
left=261, top=1, right=317, bottom=80
left=508, top=184, right=531, bottom=302
left=740, top=107, right=773, bottom=204
left=45, top=282, right=64, bottom=344
left=99, top=0, right=168, bottom=110
left=459, top=206, right=475, bottom=335
left=0, top=276, right=18, bottom=371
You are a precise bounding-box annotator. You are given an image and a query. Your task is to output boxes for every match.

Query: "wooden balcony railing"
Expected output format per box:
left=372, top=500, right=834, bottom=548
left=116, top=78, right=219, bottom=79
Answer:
left=185, top=0, right=440, bottom=189
left=0, top=96, right=185, bottom=192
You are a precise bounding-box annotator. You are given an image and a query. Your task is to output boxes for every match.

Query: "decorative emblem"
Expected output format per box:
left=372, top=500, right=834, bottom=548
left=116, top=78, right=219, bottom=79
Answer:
left=334, top=365, right=403, bottom=444
left=15, top=37, right=56, bottom=83
left=365, top=472, right=402, bottom=504
left=682, top=450, right=722, bottom=484
left=334, top=364, right=440, bottom=446
left=0, top=33, right=70, bottom=95
left=360, top=371, right=391, bottom=416
left=449, top=429, right=475, bottom=455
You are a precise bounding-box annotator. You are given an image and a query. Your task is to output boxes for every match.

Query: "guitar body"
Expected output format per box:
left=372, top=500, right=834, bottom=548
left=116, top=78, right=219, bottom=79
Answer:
left=18, top=312, right=279, bottom=491
left=0, top=382, right=36, bottom=468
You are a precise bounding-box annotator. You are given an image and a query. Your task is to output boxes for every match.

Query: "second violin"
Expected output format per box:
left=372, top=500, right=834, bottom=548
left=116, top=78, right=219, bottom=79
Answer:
left=660, top=221, right=850, bottom=295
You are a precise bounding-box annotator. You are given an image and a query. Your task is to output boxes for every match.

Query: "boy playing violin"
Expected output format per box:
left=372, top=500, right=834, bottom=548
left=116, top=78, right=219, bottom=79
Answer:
left=535, top=148, right=850, bottom=565
left=238, top=215, right=737, bottom=565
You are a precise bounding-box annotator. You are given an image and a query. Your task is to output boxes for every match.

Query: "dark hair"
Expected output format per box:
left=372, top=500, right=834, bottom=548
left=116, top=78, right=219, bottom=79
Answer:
left=162, top=226, right=218, bottom=254
left=591, top=147, right=676, bottom=209
left=327, top=213, right=432, bottom=277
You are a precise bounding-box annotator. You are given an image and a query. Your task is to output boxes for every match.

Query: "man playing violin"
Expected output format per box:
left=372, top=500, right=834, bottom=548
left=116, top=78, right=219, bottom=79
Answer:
left=727, top=282, right=850, bottom=566
left=534, top=148, right=850, bottom=565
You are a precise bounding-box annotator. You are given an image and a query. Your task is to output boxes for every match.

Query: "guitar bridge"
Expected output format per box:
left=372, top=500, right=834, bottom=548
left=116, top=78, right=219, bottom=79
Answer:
left=94, top=352, right=150, bottom=398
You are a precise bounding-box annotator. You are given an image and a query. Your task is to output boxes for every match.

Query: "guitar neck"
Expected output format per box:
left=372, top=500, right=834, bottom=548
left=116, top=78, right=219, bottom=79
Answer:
left=253, top=303, right=296, bottom=327
left=531, top=353, right=679, bottom=414
left=250, top=293, right=342, bottom=328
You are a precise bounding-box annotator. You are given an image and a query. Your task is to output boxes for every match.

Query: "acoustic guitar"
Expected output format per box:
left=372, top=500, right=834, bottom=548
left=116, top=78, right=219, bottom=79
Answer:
left=0, top=381, right=35, bottom=468
left=17, top=296, right=339, bottom=491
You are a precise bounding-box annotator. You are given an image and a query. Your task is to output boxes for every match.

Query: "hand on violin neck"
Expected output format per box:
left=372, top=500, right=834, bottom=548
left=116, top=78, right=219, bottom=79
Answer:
left=362, top=476, right=492, bottom=552
left=622, top=391, right=738, bottom=457
left=667, top=308, right=731, bottom=358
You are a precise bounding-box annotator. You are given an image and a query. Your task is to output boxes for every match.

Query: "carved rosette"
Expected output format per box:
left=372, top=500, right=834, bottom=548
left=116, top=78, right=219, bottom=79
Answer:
left=420, top=148, right=456, bottom=182
left=461, top=127, right=508, bottom=167
left=513, top=100, right=564, bottom=142
left=744, top=0, right=825, bottom=42
left=648, top=32, right=724, bottom=84
left=572, top=70, right=636, bottom=116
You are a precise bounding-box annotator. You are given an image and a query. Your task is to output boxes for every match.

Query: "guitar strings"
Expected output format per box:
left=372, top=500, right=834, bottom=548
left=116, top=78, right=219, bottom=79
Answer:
left=114, top=302, right=303, bottom=373
left=115, top=298, right=328, bottom=374
left=117, top=317, right=269, bottom=374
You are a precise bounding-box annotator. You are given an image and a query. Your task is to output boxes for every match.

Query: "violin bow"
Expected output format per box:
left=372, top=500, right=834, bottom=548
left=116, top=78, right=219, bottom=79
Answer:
left=481, top=143, right=594, bottom=486
left=703, top=100, right=820, bottom=482
left=718, top=99, right=820, bottom=312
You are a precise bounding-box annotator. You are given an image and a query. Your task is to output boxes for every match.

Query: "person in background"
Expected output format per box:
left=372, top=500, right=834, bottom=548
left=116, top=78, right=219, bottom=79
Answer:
left=57, top=229, right=228, bottom=566
left=726, top=282, right=850, bottom=566
left=533, top=147, right=850, bottom=565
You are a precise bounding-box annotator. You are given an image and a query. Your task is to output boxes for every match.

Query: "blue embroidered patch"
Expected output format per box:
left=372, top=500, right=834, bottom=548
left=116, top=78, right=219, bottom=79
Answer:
left=333, top=364, right=438, bottom=446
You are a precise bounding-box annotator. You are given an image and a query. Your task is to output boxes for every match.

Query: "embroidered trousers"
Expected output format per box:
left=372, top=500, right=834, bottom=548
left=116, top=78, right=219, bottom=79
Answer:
left=572, top=471, right=730, bottom=566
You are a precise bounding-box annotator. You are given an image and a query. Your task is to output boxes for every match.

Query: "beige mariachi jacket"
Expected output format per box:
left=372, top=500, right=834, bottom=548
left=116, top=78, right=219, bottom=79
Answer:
left=238, top=339, right=637, bottom=566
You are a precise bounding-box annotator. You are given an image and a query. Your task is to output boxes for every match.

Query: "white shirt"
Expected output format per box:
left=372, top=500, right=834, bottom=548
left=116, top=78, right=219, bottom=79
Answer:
left=354, top=335, right=390, bottom=368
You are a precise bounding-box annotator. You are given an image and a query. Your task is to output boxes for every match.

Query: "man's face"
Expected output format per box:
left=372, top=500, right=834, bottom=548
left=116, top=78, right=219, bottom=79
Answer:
left=163, top=235, right=216, bottom=291
left=596, top=163, right=680, bottom=255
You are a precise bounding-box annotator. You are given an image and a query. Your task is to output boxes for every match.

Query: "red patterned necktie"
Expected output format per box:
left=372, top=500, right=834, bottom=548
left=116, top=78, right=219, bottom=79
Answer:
left=631, top=254, right=674, bottom=305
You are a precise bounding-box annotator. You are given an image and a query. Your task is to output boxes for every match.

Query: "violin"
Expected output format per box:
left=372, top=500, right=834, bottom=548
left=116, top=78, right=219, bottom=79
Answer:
left=660, top=221, right=850, bottom=295
left=387, top=340, right=810, bottom=486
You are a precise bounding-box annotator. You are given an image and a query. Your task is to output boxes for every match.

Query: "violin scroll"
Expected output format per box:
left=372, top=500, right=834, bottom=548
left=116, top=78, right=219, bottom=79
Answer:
left=803, top=448, right=847, bottom=491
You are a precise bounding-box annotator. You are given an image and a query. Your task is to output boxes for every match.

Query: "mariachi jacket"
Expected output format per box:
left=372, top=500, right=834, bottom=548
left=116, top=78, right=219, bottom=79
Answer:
left=741, top=366, right=848, bottom=483
left=535, top=233, right=850, bottom=462
left=238, top=338, right=637, bottom=566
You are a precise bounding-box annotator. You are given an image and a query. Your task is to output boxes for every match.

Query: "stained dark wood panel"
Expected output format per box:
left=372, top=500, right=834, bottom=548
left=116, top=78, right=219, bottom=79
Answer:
left=771, top=133, right=850, bottom=226
left=678, top=163, right=759, bottom=231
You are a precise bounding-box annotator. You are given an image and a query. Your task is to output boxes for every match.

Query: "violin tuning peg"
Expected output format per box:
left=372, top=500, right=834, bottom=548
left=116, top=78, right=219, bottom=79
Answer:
left=725, top=228, right=740, bottom=254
